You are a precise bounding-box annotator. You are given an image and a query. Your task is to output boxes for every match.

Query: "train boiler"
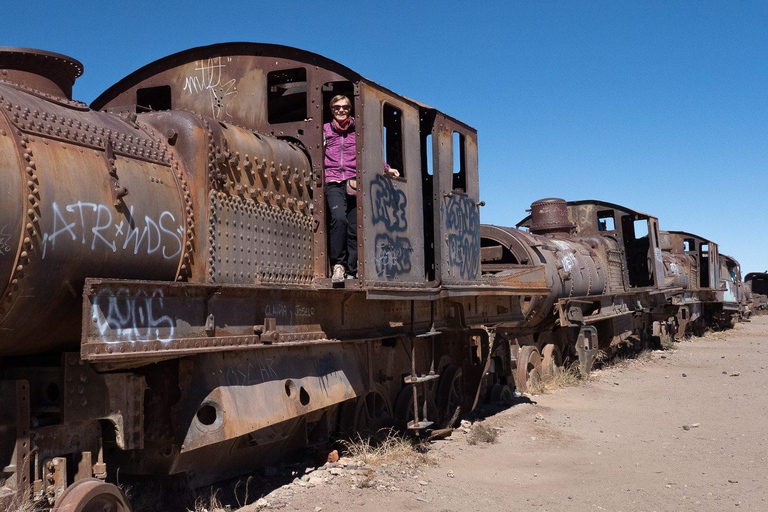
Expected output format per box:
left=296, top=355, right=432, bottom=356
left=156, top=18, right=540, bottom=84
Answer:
left=0, top=43, right=551, bottom=511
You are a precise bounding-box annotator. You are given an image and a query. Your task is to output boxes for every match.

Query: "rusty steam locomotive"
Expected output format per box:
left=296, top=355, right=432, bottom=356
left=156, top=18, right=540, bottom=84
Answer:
left=0, top=44, right=750, bottom=511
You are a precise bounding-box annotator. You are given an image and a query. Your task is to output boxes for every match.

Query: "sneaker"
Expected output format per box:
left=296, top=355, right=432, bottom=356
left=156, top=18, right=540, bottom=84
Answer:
left=332, top=264, right=345, bottom=283
left=346, top=272, right=357, bottom=280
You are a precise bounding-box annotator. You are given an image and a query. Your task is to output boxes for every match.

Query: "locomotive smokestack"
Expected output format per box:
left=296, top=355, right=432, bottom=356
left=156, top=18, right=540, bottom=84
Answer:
left=529, top=198, right=575, bottom=235
left=0, top=47, right=83, bottom=100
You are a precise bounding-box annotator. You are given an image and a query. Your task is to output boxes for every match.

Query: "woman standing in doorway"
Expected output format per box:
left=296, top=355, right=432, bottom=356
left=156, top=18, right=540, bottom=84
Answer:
left=324, top=95, right=358, bottom=283
left=324, top=95, right=399, bottom=283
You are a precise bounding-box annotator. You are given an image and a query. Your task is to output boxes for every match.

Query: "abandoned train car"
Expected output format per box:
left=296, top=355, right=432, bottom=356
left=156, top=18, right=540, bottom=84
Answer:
left=479, top=198, right=745, bottom=391
left=0, top=43, right=549, bottom=511
left=0, top=43, right=748, bottom=511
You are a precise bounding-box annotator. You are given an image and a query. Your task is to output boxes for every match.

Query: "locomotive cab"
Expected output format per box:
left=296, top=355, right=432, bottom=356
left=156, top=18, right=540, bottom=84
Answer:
left=517, top=199, right=666, bottom=290
left=92, top=42, right=484, bottom=294
left=666, top=231, right=721, bottom=291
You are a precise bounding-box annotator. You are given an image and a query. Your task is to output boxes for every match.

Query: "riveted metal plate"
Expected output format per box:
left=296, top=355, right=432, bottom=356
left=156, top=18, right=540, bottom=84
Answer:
left=209, top=191, right=312, bottom=285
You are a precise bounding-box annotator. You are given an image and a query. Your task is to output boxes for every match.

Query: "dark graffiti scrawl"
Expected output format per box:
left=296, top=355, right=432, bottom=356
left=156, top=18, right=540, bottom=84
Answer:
left=445, top=195, right=480, bottom=279
left=370, top=174, right=407, bottom=231
left=374, top=234, right=412, bottom=278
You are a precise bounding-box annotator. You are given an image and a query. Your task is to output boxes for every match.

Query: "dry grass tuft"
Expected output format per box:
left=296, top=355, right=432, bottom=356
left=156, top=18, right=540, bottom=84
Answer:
left=527, top=363, right=584, bottom=394
left=2, top=493, right=42, bottom=512
left=341, top=429, right=432, bottom=466
left=467, top=421, right=498, bottom=445
left=191, top=488, right=228, bottom=512
left=660, top=336, right=677, bottom=351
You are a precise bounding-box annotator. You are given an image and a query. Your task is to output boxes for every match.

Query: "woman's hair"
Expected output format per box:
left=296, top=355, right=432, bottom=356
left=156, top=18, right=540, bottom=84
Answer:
left=329, top=95, right=351, bottom=107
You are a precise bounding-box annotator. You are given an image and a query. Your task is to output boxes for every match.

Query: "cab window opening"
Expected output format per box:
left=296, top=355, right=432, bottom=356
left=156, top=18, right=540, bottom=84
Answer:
left=136, top=85, right=172, bottom=112
left=621, top=215, right=654, bottom=288
left=452, top=131, right=466, bottom=192
left=383, top=103, right=404, bottom=178
left=597, top=210, right=615, bottom=231
left=268, top=68, right=307, bottom=124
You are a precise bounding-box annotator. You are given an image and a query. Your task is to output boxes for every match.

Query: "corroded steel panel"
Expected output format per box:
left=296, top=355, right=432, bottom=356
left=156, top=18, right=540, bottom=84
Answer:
left=360, top=86, right=426, bottom=284
left=0, top=84, right=186, bottom=355
left=209, top=192, right=313, bottom=285
left=0, top=109, right=23, bottom=303
left=173, top=343, right=363, bottom=458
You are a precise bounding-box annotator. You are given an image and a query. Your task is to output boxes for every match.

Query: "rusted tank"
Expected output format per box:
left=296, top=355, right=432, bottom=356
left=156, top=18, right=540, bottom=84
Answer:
left=0, top=49, right=189, bottom=355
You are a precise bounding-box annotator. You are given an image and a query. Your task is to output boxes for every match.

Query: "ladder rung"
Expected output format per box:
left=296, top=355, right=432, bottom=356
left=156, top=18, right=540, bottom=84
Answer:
left=404, top=374, right=440, bottom=384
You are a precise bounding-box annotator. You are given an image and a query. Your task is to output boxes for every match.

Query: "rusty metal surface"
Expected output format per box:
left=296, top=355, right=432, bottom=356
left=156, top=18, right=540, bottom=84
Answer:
left=0, top=43, right=755, bottom=511
left=528, top=197, right=575, bottom=235
left=0, top=47, right=83, bottom=100
left=0, top=380, right=30, bottom=500
left=0, top=80, right=187, bottom=355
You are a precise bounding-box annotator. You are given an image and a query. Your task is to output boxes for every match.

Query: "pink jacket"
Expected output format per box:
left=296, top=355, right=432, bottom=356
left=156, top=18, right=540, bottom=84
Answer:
left=323, top=119, right=356, bottom=183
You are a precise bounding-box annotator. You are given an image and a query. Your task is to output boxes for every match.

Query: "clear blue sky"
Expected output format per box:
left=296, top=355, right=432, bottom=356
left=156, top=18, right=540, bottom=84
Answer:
left=3, top=1, right=766, bottom=274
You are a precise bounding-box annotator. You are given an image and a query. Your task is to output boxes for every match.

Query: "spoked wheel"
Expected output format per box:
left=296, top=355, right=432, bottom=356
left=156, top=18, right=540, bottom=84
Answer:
left=541, top=344, right=562, bottom=377
left=490, top=383, right=514, bottom=403
left=514, top=346, right=542, bottom=394
left=353, top=390, right=394, bottom=437
left=436, top=365, right=464, bottom=428
left=53, top=478, right=131, bottom=512
left=394, top=384, right=438, bottom=431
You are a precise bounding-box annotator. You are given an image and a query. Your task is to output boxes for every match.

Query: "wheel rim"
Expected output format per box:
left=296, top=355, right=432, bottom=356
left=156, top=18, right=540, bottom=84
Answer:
left=490, top=383, right=513, bottom=403
left=53, top=479, right=131, bottom=512
left=354, top=390, right=393, bottom=436
left=515, top=346, right=542, bottom=393
left=541, top=344, right=562, bottom=377
left=394, top=385, right=437, bottom=430
left=436, top=365, right=464, bottom=427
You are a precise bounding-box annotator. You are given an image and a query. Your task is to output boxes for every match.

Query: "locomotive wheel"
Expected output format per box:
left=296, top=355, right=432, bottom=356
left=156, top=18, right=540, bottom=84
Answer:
left=394, top=385, right=438, bottom=431
left=436, top=365, right=464, bottom=428
left=53, top=478, right=131, bottom=512
left=490, top=383, right=514, bottom=403
left=515, top=346, right=542, bottom=394
left=540, top=344, right=562, bottom=377
left=353, top=390, right=394, bottom=437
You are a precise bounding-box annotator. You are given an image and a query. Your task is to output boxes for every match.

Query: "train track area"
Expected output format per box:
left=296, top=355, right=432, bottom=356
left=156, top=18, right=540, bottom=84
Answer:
left=200, top=316, right=766, bottom=512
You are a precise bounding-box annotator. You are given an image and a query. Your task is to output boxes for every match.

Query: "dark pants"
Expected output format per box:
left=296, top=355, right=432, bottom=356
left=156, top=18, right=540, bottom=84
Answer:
left=326, top=181, right=357, bottom=275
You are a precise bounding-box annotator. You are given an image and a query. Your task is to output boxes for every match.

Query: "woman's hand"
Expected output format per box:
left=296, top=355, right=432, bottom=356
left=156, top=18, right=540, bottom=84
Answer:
left=385, top=167, right=400, bottom=178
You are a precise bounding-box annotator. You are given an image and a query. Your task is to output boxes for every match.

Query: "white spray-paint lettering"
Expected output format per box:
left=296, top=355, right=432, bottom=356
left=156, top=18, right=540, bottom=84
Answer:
left=264, top=303, right=315, bottom=324
left=92, top=287, right=175, bottom=343
left=552, top=240, right=577, bottom=272
left=0, top=225, right=12, bottom=255
left=224, top=358, right=279, bottom=387
left=182, top=57, right=238, bottom=119
left=41, top=202, right=183, bottom=260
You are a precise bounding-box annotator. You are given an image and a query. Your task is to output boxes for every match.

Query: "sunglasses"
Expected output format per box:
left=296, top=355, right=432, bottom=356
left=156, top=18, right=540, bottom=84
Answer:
left=331, top=105, right=351, bottom=111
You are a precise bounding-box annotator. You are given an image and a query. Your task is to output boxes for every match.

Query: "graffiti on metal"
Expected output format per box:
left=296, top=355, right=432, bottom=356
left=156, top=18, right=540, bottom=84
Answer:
left=182, top=57, right=238, bottom=119
left=370, top=175, right=407, bottom=232
left=263, top=303, right=316, bottom=324
left=374, top=233, right=412, bottom=278
left=0, top=225, right=11, bottom=255
left=91, top=287, right=175, bottom=343
left=224, top=357, right=279, bottom=387
left=41, top=202, right=183, bottom=260
left=445, top=195, right=480, bottom=279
